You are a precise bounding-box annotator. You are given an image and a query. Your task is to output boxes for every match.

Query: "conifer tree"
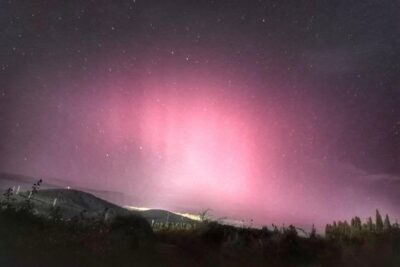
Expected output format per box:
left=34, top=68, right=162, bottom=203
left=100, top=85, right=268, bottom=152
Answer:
left=384, top=214, right=391, bottom=231
left=367, top=217, right=374, bottom=232
left=350, top=216, right=362, bottom=236
left=310, top=224, right=317, bottom=239
left=325, top=224, right=332, bottom=238
left=343, top=220, right=351, bottom=236
left=355, top=216, right=362, bottom=230
left=376, top=209, right=384, bottom=232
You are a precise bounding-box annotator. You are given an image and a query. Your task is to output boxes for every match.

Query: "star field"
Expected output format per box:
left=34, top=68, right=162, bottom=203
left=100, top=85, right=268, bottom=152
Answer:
left=0, top=0, right=399, bottom=227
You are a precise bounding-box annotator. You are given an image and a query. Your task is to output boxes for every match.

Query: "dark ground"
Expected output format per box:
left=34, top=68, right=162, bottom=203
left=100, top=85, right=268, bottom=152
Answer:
left=1, top=182, right=400, bottom=267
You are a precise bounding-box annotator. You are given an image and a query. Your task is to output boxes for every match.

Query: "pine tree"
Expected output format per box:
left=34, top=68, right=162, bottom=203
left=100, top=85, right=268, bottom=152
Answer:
left=343, top=220, right=351, bottom=236
left=350, top=216, right=362, bottom=236
left=367, top=217, right=374, bottom=232
left=376, top=209, right=384, bottom=232
left=310, top=224, right=317, bottom=239
left=384, top=214, right=391, bottom=231
left=355, top=217, right=362, bottom=230
left=325, top=224, right=332, bottom=238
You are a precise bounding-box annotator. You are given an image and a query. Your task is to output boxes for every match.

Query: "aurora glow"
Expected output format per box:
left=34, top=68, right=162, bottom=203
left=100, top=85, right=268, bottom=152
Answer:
left=0, top=0, right=399, bottom=228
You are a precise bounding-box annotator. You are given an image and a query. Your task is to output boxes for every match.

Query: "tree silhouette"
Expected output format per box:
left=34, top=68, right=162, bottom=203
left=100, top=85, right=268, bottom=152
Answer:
left=384, top=214, right=391, bottom=231
left=1, top=187, right=14, bottom=208
left=367, top=217, right=374, bottom=232
left=310, top=224, right=317, bottom=239
left=3, top=187, right=13, bottom=202
left=376, top=209, right=384, bottom=232
left=23, top=179, right=43, bottom=211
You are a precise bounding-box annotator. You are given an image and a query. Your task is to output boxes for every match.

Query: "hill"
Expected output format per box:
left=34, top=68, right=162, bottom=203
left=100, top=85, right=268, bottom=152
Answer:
left=6, top=188, right=129, bottom=220
left=127, top=208, right=199, bottom=225
left=0, top=174, right=199, bottom=225
left=0, top=172, right=140, bottom=207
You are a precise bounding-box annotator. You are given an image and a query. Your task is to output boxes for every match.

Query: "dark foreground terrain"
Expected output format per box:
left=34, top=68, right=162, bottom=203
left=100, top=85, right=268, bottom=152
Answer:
left=1, top=185, right=400, bottom=267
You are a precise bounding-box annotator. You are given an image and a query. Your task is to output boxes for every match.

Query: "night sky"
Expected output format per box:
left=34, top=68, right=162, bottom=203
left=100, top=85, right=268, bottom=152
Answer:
left=0, top=0, right=399, bottom=227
